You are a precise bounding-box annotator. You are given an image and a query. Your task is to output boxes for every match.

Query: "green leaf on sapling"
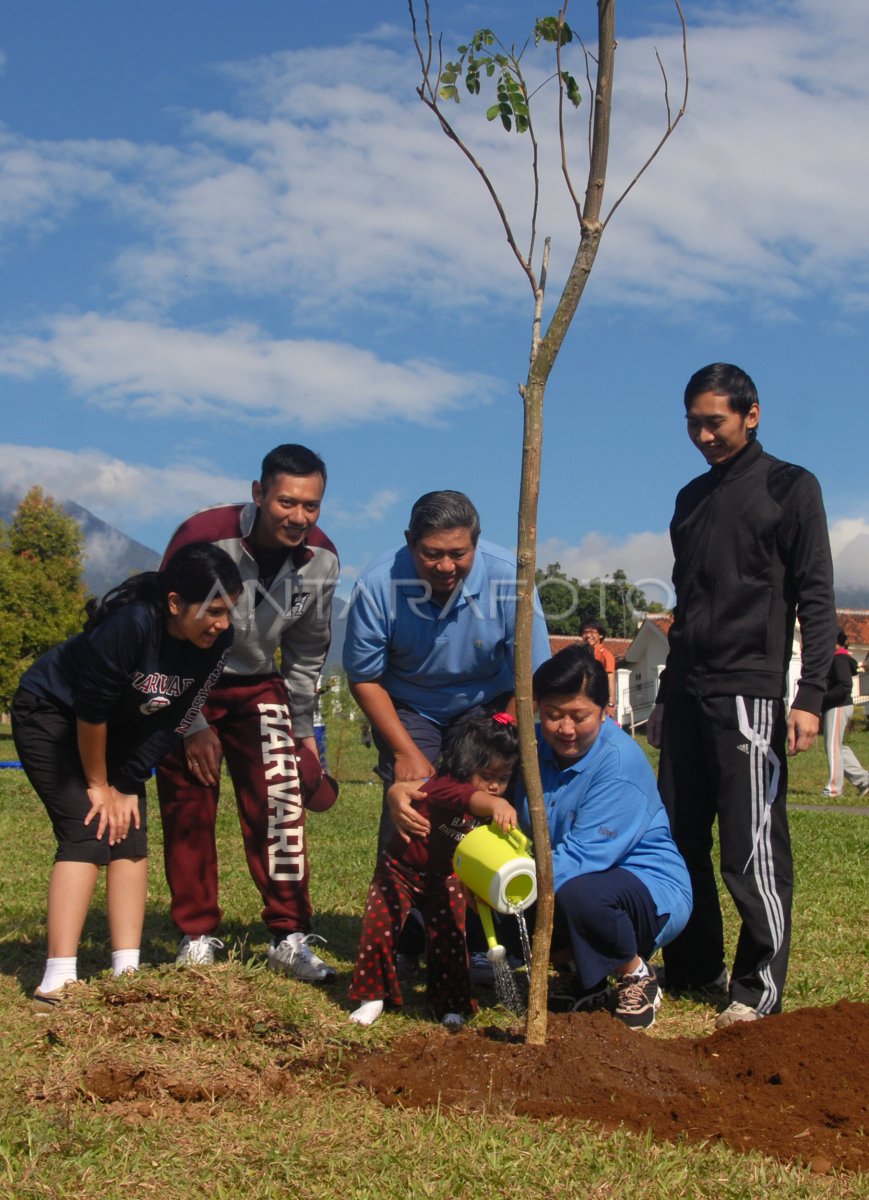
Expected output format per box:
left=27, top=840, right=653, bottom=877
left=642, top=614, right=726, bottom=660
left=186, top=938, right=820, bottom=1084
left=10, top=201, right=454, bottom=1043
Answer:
left=562, top=71, right=582, bottom=107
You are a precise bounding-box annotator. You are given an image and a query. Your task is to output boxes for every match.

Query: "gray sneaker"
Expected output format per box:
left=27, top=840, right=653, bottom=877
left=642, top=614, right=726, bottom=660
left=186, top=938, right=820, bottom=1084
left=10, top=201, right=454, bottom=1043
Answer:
left=715, top=1000, right=760, bottom=1029
left=268, top=932, right=336, bottom=983
left=176, top=935, right=224, bottom=966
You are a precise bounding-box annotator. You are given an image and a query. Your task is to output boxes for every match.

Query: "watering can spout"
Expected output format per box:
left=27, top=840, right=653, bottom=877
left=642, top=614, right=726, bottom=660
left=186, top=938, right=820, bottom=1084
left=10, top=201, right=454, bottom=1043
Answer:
left=477, top=900, right=506, bottom=962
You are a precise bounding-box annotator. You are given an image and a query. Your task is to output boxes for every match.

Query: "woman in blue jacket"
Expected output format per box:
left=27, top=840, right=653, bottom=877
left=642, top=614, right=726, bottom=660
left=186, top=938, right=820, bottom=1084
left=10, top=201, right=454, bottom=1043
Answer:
left=525, top=645, right=692, bottom=1030
left=12, top=542, right=241, bottom=1012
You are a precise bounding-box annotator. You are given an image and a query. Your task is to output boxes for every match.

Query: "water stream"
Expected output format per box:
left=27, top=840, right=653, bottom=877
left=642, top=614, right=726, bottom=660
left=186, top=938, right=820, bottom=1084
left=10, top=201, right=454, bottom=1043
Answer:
left=491, top=953, right=525, bottom=1015
left=489, top=904, right=533, bottom=1016
left=510, top=902, right=533, bottom=975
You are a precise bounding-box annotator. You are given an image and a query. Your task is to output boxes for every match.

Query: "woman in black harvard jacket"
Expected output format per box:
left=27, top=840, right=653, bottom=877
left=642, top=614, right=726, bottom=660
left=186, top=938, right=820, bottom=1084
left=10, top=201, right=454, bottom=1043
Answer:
left=11, top=542, right=241, bottom=1013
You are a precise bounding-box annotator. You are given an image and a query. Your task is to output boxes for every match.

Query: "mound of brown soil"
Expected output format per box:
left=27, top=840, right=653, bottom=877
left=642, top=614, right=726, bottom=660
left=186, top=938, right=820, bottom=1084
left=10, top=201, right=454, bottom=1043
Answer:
left=347, top=1000, right=869, bottom=1172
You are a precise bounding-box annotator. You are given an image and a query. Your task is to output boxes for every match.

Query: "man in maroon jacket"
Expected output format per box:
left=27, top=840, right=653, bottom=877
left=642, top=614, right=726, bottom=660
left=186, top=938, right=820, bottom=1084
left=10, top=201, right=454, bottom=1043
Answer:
left=156, top=444, right=340, bottom=982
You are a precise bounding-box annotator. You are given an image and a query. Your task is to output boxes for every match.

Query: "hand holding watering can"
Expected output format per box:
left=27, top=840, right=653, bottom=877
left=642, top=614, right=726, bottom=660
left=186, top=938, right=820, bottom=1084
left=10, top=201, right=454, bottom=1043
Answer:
left=453, top=824, right=537, bottom=965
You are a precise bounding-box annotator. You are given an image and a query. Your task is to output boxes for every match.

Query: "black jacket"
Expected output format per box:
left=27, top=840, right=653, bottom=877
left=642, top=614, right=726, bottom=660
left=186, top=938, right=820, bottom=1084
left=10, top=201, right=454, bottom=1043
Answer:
left=18, top=602, right=233, bottom=792
left=659, top=440, right=836, bottom=715
left=821, top=648, right=857, bottom=712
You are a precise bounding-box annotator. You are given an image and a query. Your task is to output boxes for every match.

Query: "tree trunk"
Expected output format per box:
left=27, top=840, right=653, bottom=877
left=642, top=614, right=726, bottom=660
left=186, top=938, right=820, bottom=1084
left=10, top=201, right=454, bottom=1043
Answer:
left=514, top=372, right=552, bottom=1044
left=517, top=221, right=606, bottom=1045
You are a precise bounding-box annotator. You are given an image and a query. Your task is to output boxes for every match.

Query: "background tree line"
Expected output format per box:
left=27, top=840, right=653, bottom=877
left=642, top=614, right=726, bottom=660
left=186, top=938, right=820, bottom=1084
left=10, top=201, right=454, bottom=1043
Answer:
left=0, top=487, right=87, bottom=712
left=535, top=562, right=663, bottom=638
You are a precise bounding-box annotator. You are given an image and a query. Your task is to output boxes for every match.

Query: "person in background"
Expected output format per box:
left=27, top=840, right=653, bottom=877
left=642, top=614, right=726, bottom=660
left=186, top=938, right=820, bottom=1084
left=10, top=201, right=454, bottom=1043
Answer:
left=11, top=544, right=240, bottom=1013
left=821, top=630, right=869, bottom=799
left=580, top=618, right=618, bottom=721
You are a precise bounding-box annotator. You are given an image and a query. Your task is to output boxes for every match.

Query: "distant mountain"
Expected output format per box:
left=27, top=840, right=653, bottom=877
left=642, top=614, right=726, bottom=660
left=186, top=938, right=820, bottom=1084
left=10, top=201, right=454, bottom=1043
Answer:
left=0, top=489, right=160, bottom=598
left=836, top=586, right=869, bottom=610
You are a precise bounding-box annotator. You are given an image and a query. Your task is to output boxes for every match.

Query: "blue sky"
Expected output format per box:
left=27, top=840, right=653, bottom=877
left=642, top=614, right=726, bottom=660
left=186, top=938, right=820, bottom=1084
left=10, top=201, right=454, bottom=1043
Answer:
left=1, top=0, right=867, bottom=608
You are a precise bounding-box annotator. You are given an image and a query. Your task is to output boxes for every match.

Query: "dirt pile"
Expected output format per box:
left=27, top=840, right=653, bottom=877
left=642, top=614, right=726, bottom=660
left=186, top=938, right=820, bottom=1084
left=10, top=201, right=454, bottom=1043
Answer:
left=347, top=1000, right=869, bottom=1172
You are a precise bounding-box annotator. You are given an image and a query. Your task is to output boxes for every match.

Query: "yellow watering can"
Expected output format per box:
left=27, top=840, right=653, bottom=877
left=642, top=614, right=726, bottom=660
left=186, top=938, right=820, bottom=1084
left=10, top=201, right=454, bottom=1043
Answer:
left=453, top=824, right=537, bottom=962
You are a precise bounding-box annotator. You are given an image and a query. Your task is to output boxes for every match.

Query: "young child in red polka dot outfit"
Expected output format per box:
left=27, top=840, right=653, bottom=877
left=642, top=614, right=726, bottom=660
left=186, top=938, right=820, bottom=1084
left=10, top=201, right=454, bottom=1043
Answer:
left=348, top=714, right=519, bottom=1030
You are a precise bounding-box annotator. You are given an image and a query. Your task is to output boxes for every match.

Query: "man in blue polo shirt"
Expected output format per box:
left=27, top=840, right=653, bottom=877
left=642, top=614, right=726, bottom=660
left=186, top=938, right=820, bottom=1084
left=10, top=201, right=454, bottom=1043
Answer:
left=344, top=490, right=550, bottom=854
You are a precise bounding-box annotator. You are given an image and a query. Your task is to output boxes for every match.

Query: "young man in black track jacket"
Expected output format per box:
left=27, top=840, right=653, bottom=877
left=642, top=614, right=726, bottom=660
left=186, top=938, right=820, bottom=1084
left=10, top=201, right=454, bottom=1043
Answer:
left=647, top=363, right=836, bottom=1028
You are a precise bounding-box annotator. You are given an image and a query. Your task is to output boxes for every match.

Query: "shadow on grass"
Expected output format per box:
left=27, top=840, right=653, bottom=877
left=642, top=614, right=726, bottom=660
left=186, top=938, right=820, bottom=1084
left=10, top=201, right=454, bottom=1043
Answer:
left=0, top=904, right=368, bottom=995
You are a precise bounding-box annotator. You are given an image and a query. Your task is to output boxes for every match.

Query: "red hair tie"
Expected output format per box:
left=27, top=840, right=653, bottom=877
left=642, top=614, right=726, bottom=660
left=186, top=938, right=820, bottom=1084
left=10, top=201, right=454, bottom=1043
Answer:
left=492, top=711, right=516, bottom=726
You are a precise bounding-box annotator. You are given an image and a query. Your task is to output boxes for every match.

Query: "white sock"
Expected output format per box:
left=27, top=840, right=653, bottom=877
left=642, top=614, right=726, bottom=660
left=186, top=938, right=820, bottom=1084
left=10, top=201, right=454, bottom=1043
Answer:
left=111, top=949, right=140, bottom=976
left=349, top=999, right=384, bottom=1026
left=629, top=959, right=651, bottom=980
left=40, top=957, right=77, bottom=993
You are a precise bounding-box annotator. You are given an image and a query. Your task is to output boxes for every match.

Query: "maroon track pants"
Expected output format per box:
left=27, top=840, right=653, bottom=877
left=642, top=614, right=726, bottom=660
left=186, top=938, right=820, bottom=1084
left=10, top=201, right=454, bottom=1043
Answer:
left=156, top=674, right=311, bottom=938
left=348, top=856, right=475, bottom=1020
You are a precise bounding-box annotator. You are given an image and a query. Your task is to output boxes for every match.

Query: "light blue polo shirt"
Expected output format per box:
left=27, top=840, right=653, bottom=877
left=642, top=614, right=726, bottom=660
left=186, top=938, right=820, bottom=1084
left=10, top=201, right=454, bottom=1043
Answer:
left=343, top=538, right=551, bottom=724
left=519, top=720, right=692, bottom=947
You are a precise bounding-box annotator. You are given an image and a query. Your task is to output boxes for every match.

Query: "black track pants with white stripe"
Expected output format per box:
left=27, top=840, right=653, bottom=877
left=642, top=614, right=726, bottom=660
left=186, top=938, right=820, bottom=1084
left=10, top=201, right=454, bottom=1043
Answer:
left=658, top=693, right=792, bottom=1014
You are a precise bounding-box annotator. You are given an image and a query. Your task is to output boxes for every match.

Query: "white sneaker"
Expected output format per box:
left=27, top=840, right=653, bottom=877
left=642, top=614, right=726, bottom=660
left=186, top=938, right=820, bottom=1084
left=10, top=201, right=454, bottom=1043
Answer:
left=176, top=935, right=224, bottom=966
left=268, top=932, right=336, bottom=983
left=349, top=999, right=384, bottom=1026
left=715, top=1000, right=760, bottom=1029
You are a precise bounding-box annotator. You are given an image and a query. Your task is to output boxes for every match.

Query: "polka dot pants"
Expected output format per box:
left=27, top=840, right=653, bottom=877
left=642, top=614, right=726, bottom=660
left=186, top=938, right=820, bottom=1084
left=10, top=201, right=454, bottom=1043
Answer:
left=349, top=855, right=475, bottom=1020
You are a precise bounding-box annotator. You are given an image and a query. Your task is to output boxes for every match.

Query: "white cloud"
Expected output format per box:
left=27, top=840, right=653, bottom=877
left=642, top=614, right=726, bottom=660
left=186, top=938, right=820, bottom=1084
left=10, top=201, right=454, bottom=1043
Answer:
left=330, top=488, right=402, bottom=528
left=829, top=517, right=869, bottom=592
left=517, top=4, right=868, bottom=320
left=104, top=6, right=869, bottom=320
left=1, top=3, right=864, bottom=327
left=0, top=313, right=496, bottom=427
left=536, top=532, right=676, bottom=611
left=538, top=513, right=869, bottom=613
left=81, top=526, right=148, bottom=571
left=0, top=444, right=249, bottom=529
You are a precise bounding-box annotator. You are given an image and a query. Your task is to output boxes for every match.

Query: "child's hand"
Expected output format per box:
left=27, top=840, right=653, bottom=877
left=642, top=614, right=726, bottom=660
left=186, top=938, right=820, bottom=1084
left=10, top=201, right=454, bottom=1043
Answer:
left=490, top=799, right=518, bottom=833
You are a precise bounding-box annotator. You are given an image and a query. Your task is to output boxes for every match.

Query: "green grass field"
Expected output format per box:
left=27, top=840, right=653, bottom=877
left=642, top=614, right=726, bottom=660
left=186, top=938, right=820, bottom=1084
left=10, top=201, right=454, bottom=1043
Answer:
left=0, top=718, right=867, bottom=1199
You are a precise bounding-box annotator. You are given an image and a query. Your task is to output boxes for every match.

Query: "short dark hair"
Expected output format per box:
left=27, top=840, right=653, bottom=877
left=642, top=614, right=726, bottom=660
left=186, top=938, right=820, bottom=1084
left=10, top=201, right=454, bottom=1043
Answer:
left=684, top=363, right=758, bottom=420
left=441, top=713, right=519, bottom=783
left=261, top=444, right=327, bottom=488
left=580, top=618, right=607, bottom=638
left=407, top=491, right=481, bottom=545
left=532, top=644, right=609, bottom=708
